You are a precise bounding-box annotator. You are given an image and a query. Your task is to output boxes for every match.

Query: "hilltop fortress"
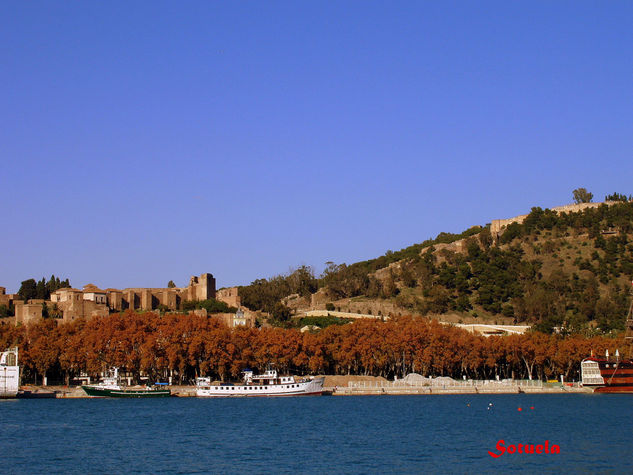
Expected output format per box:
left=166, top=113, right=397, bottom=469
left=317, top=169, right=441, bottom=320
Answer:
left=490, top=202, right=607, bottom=237
left=0, top=273, right=242, bottom=325
left=0, top=201, right=618, bottom=327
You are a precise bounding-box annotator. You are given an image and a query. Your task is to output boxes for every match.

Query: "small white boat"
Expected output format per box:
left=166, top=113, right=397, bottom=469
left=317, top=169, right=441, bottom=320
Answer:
left=196, top=368, right=324, bottom=397
left=1, top=347, right=19, bottom=398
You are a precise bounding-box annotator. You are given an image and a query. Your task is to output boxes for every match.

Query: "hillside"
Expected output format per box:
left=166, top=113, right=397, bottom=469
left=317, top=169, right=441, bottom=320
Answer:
left=239, top=199, right=633, bottom=335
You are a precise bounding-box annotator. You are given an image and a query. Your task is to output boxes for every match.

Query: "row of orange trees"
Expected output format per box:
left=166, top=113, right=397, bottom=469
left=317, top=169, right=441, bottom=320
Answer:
left=0, top=312, right=625, bottom=385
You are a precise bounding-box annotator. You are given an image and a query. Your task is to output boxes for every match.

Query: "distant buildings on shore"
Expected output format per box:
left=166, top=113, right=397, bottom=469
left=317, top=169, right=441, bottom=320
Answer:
left=0, top=274, right=254, bottom=328
left=450, top=323, right=530, bottom=337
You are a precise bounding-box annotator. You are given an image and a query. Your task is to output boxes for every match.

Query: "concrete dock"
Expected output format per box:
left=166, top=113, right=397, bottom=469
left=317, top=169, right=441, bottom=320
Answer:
left=17, top=379, right=592, bottom=398
left=329, top=378, right=592, bottom=396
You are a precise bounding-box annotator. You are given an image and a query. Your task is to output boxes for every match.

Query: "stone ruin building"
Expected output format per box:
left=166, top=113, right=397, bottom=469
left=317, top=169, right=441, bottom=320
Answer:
left=4, top=273, right=226, bottom=325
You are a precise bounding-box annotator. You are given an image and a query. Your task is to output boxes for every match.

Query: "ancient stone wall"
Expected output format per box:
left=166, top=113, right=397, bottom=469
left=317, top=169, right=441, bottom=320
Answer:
left=490, top=202, right=610, bottom=237
left=105, top=273, right=215, bottom=312
left=187, top=273, right=216, bottom=301
left=216, top=287, right=241, bottom=308
left=14, top=301, right=43, bottom=325
left=0, top=287, right=18, bottom=308
left=106, top=290, right=122, bottom=311
left=9, top=272, right=217, bottom=325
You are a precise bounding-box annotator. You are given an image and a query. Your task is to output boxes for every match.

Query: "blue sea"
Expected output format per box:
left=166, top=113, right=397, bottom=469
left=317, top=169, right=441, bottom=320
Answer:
left=1, top=394, right=631, bottom=474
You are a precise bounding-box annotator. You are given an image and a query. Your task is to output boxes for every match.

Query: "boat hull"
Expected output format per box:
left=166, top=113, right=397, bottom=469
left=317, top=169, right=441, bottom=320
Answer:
left=581, top=357, right=633, bottom=393
left=82, top=386, right=171, bottom=398
left=1, top=368, right=19, bottom=398
left=197, top=377, right=324, bottom=398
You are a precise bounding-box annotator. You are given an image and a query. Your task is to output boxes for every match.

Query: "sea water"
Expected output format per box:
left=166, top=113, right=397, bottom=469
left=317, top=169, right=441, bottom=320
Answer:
left=1, top=394, right=631, bottom=474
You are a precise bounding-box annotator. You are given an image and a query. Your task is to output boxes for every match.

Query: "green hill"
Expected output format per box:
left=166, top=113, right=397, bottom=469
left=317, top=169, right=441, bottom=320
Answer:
left=240, top=198, right=633, bottom=335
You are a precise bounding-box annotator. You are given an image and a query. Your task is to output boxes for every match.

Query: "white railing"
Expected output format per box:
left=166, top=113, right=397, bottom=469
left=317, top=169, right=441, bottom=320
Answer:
left=348, top=379, right=544, bottom=389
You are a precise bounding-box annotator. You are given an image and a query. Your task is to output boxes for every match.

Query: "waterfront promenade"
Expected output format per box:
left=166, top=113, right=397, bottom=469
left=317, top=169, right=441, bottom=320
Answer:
left=20, top=375, right=592, bottom=398
left=332, top=379, right=591, bottom=395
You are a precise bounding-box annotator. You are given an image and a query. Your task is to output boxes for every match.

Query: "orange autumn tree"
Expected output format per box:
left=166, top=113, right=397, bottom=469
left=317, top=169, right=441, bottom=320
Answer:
left=1, top=312, right=630, bottom=384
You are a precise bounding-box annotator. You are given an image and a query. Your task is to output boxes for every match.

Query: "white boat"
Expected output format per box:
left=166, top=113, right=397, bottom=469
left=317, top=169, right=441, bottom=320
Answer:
left=196, top=368, right=324, bottom=397
left=1, top=347, right=19, bottom=398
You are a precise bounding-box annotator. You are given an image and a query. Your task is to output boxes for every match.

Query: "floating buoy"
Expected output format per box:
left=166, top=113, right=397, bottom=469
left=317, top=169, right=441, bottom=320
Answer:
left=518, top=407, right=522, bottom=411
left=530, top=406, right=534, bottom=410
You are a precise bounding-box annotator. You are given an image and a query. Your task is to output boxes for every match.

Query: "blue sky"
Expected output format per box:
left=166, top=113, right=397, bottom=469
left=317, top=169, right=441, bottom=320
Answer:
left=1, top=1, right=632, bottom=293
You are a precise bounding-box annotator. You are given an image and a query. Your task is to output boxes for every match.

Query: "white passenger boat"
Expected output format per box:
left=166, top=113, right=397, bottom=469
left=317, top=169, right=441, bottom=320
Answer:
left=196, top=368, right=324, bottom=397
left=1, top=347, right=19, bottom=398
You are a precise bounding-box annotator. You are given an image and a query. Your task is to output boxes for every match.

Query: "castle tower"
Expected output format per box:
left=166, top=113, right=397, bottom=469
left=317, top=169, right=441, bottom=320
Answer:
left=186, top=273, right=216, bottom=301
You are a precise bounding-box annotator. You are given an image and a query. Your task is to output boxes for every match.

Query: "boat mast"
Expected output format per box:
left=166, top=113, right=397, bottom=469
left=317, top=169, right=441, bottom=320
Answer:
left=626, top=280, right=633, bottom=356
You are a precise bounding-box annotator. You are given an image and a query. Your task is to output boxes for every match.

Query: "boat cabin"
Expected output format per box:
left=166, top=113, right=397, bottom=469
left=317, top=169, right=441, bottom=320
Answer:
left=243, top=369, right=295, bottom=386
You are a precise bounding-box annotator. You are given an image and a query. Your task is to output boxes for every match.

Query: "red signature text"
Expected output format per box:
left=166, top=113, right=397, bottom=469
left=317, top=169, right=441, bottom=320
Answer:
left=488, top=439, right=560, bottom=458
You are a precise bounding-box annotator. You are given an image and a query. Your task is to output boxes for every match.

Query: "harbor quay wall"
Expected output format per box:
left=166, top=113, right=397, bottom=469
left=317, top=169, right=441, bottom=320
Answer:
left=330, top=378, right=591, bottom=395
left=37, top=384, right=593, bottom=398
left=35, top=379, right=592, bottom=398
left=332, top=386, right=591, bottom=395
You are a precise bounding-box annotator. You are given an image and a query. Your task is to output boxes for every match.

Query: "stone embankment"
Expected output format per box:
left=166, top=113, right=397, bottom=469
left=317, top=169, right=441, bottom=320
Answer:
left=20, top=377, right=592, bottom=398
left=17, top=385, right=198, bottom=398
left=332, top=384, right=591, bottom=395
left=329, top=376, right=592, bottom=396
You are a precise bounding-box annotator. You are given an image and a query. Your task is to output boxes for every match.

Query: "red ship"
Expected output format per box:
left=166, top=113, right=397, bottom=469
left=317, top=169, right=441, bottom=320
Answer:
left=581, top=353, right=633, bottom=393
left=581, top=283, right=633, bottom=393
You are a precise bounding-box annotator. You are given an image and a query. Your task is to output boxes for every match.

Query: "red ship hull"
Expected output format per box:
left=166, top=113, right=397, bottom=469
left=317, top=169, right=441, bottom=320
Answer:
left=581, top=357, right=633, bottom=393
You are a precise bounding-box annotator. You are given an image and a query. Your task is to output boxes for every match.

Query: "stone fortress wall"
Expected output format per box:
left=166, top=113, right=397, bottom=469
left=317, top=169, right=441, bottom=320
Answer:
left=2, top=201, right=620, bottom=326
left=490, top=202, right=609, bottom=237
left=216, top=287, right=241, bottom=308
left=7, top=273, right=219, bottom=325
left=0, top=287, right=16, bottom=308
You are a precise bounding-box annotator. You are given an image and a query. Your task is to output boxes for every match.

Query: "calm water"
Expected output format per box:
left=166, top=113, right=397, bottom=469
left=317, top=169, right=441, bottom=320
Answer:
left=1, top=394, right=631, bottom=474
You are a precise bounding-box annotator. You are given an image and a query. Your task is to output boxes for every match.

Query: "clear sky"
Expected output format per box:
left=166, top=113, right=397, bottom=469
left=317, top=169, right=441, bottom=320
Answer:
left=1, top=1, right=632, bottom=293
